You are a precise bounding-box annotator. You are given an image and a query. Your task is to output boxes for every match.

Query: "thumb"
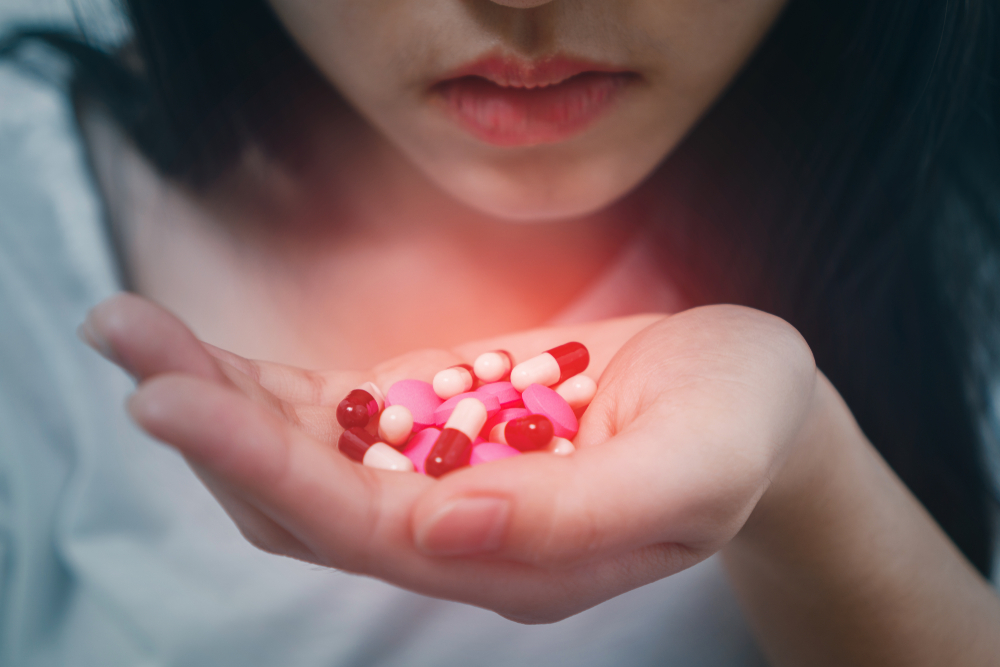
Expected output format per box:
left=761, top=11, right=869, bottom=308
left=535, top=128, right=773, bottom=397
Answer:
left=409, top=406, right=751, bottom=570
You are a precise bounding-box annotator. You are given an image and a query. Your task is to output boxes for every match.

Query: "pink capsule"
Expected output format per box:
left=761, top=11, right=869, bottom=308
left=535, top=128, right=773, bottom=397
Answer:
left=555, top=375, right=597, bottom=411
left=473, top=350, right=514, bottom=383
left=489, top=414, right=554, bottom=452
left=432, top=364, right=475, bottom=400
left=377, top=404, right=414, bottom=447
left=336, top=382, right=385, bottom=429
left=470, top=442, right=521, bottom=466
left=426, top=397, right=488, bottom=478
left=510, top=342, right=590, bottom=392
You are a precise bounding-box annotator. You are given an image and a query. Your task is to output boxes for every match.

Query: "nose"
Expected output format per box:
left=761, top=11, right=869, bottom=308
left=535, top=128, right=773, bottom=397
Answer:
left=487, top=0, right=555, bottom=7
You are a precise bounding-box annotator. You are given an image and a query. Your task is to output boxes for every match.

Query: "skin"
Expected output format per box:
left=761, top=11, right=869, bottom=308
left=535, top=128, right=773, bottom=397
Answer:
left=78, top=0, right=1000, bottom=664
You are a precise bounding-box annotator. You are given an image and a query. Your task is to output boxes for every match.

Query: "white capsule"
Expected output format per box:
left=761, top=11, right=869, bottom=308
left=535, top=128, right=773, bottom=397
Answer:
left=432, top=364, right=474, bottom=400
left=444, top=397, right=488, bottom=440
left=555, top=375, right=597, bottom=411
left=363, top=442, right=416, bottom=471
left=359, top=381, right=385, bottom=411
left=548, top=437, right=576, bottom=456
left=510, top=354, right=560, bottom=392
left=377, top=404, right=414, bottom=447
left=473, top=350, right=513, bottom=383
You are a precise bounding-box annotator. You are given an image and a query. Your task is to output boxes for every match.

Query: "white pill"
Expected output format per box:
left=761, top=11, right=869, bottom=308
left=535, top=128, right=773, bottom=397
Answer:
left=432, top=365, right=474, bottom=400
left=548, top=437, right=576, bottom=456
left=377, top=404, right=414, bottom=447
left=473, top=350, right=513, bottom=383
left=363, top=442, right=416, bottom=472
left=555, top=375, right=597, bottom=411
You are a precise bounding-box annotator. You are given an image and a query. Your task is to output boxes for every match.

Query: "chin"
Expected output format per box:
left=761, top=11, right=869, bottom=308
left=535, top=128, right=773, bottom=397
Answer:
left=427, top=162, right=642, bottom=223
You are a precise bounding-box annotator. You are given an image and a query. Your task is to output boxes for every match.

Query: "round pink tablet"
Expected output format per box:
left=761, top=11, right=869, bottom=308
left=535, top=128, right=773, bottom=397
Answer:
left=386, top=380, right=442, bottom=430
left=483, top=407, right=531, bottom=438
left=402, top=427, right=441, bottom=474
left=470, top=441, right=521, bottom=466
left=475, top=381, right=524, bottom=409
left=433, top=392, right=501, bottom=427
left=522, top=383, right=579, bottom=439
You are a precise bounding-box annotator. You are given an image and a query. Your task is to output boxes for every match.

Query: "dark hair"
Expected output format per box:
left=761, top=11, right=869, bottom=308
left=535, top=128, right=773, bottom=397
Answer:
left=2, top=0, right=998, bottom=574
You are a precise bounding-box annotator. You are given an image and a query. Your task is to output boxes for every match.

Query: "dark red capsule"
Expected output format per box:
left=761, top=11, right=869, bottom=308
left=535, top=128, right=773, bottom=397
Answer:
left=504, top=414, right=554, bottom=452
left=425, top=428, right=473, bottom=478
left=548, top=342, right=590, bottom=383
left=339, top=427, right=377, bottom=462
left=337, top=389, right=379, bottom=429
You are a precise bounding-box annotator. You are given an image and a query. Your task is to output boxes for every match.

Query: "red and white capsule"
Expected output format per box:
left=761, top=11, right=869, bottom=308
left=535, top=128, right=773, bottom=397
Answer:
left=489, top=414, right=554, bottom=452
left=473, top=350, right=514, bottom=383
left=426, top=397, right=488, bottom=478
left=432, top=364, right=475, bottom=400
left=555, top=374, right=597, bottom=411
left=510, top=342, right=590, bottom=392
left=336, top=382, right=385, bottom=429
left=338, top=427, right=414, bottom=472
left=377, top=404, right=414, bottom=447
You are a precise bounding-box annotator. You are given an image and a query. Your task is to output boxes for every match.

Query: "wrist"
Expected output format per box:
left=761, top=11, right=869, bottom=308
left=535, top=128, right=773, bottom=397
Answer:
left=732, top=370, right=868, bottom=551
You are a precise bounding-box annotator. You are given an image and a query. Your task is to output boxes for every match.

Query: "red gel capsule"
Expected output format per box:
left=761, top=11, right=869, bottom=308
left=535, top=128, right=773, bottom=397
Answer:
left=425, top=428, right=473, bottom=478
left=548, top=342, right=590, bottom=383
left=505, top=414, right=554, bottom=452
left=337, top=389, right=380, bottom=429
left=339, top=427, right=377, bottom=462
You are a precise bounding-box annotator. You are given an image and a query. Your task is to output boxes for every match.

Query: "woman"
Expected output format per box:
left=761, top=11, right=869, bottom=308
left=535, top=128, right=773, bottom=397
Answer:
left=3, top=0, right=1000, bottom=664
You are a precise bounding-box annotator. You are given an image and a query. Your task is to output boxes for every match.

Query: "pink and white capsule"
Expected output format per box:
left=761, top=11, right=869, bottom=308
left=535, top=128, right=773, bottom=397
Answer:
left=377, top=404, right=413, bottom=447
left=510, top=342, right=590, bottom=392
left=432, top=364, right=475, bottom=400
left=363, top=442, right=415, bottom=472
left=473, top=350, right=513, bottom=383
left=555, top=374, right=597, bottom=411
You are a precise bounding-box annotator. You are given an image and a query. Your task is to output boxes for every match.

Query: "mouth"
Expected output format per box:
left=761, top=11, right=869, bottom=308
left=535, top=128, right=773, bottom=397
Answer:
left=430, top=54, right=639, bottom=147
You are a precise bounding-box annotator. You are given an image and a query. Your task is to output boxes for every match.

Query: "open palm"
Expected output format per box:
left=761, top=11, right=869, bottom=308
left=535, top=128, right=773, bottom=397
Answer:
left=81, top=293, right=816, bottom=623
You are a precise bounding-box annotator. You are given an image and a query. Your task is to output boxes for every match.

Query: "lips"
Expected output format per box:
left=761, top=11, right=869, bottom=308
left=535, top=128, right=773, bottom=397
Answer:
left=431, top=55, right=637, bottom=147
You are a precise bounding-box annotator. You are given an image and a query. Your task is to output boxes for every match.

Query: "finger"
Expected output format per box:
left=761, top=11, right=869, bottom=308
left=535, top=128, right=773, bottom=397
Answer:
left=190, top=465, right=320, bottom=563
left=409, top=415, right=729, bottom=569
left=203, top=342, right=367, bottom=406
left=204, top=343, right=465, bottom=408
left=126, top=373, right=431, bottom=572
left=80, top=292, right=228, bottom=385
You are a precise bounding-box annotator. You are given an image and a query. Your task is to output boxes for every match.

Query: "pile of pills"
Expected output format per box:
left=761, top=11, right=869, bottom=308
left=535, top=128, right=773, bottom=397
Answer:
left=335, top=343, right=598, bottom=478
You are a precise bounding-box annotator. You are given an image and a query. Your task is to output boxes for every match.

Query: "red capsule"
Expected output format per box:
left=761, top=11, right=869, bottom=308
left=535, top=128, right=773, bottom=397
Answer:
left=510, top=342, right=590, bottom=391
left=425, top=397, right=487, bottom=477
left=338, top=427, right=378, bottom=462
left=336, top=382, right=385, bottom=429
left=504, top=414, right=554, bottom=452
left=425, top=428, right=472, bottom=478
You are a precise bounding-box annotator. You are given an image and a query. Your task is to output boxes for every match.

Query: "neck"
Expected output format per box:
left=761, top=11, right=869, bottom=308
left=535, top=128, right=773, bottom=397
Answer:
left=88, top=100, right=647, bottom=370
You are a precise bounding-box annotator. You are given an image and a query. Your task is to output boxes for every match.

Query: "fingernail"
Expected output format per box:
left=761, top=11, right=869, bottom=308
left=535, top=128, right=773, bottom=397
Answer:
left=415, top=497, right=510, bottom=556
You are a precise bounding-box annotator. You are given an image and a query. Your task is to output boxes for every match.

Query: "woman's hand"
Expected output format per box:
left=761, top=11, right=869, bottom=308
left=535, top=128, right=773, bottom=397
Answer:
left=79, top=292, right=818, bottom=623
